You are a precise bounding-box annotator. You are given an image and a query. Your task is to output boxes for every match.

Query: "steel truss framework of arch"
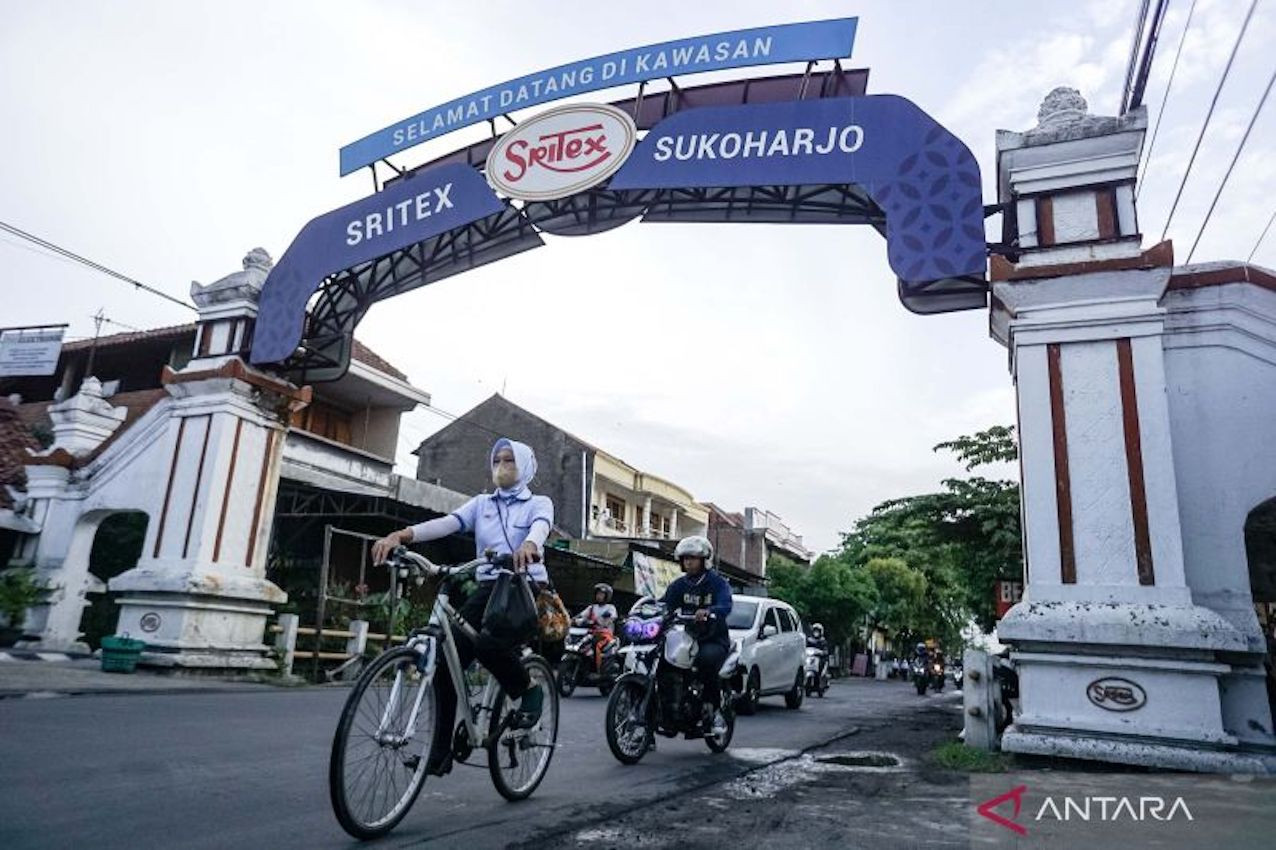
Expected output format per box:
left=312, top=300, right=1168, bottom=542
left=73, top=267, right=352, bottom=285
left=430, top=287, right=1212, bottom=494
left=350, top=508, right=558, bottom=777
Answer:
left=252, top=68, right=989, bottom=384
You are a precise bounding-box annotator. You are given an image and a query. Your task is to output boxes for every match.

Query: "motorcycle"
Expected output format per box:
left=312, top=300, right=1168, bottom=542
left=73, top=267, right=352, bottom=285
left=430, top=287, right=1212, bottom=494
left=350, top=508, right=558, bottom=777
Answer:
left=993, top=652, right=1019, bottom=732
left=912, top=657, right=946, bottom=695
left=604, top=604, right=743, bottom=764
left=803, top=646, right=829, bottom=697
left=556, top=623, right=620, bottom=698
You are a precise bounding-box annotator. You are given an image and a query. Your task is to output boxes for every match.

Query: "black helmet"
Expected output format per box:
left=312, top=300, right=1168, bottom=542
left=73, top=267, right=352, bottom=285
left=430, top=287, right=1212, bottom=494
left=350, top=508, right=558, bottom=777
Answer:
left=593, top=583, right=613, bottom=602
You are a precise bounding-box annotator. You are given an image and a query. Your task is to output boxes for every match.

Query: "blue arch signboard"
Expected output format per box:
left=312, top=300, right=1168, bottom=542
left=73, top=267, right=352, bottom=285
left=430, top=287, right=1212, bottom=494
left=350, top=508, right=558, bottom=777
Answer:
left=251, top=21, right=987, bottom=379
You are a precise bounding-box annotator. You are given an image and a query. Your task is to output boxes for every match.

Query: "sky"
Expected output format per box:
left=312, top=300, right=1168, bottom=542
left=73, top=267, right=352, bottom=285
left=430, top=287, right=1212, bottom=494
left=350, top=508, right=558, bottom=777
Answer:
left=2, top=0, right=1273, bottom=554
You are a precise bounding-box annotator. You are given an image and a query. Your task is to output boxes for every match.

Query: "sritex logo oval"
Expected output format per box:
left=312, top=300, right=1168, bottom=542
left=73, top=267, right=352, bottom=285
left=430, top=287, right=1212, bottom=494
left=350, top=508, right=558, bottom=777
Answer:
left=485, top=103, right=637, bottom=201
left=1086, top=677, right=1147, bottom=712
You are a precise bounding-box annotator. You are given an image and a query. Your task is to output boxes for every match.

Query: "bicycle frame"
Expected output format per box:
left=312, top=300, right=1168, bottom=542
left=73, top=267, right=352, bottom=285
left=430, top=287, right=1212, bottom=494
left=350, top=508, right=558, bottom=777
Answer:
left=382, top=561, right=510, bottom=752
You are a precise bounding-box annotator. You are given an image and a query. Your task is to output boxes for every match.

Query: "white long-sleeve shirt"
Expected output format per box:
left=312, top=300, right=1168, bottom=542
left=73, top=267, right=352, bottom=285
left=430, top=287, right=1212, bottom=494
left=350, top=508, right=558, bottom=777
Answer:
left=409, top=491, right=552, bottom=583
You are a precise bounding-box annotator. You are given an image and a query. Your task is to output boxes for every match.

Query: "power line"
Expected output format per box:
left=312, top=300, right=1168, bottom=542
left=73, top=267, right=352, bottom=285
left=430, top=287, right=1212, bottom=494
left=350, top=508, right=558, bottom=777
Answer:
left=1247, top=208, right=1276, bottom=263
left=0, top=219, right=196, bottom=311
left=1186, top=63, right=1276, bottom=263
left=1158, top=0, right=1260, bottom=243
left=1137, top=0, right=1198, bottom=196
left=1121, top=0, right=1153, bottom=113
left=1126, top=0, right=1170, bottom=113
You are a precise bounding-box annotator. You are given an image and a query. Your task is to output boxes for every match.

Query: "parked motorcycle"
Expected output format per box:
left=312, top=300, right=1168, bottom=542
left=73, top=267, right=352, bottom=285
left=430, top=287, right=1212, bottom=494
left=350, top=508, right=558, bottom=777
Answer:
left=604, top=604, right=742, bottom=764
left=556, top=624, right=620, bottom=698
left=912, top=657, right=945, bottom=695
left=803, top=646, right=829, bottom=697
left=993, top=652, right=1019, bottom=732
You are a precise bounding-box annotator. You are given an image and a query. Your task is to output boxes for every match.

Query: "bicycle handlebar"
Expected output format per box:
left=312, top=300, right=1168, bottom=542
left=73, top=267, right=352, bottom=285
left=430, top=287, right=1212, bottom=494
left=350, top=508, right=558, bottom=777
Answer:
left=379, top=547, right=528, bottom=577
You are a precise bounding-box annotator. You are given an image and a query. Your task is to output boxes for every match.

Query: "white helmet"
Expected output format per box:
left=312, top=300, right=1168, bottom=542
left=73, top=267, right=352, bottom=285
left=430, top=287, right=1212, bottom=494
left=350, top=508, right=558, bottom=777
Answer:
left=674, top=535, right=714, bottom=563
left=812, top=623, right=824, bottom=638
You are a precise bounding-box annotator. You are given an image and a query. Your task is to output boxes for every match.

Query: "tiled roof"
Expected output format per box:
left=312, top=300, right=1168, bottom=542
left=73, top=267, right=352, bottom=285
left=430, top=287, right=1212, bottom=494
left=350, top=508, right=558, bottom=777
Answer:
left=62, top=324, right=194, bottom=352
left=60, top=322, right=410, bottom=380
left=0, top=397, right=41, bottom=508
left=351, top=339, right=408, bottom=381
left=14, top=389, right=170, bottom=471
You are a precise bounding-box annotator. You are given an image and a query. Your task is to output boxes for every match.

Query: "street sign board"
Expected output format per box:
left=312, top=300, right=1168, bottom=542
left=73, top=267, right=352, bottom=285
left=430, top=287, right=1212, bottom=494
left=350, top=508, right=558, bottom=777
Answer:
left=338, top=18, right=858, bottom=175
left=0, top=325, right=66, bottom=376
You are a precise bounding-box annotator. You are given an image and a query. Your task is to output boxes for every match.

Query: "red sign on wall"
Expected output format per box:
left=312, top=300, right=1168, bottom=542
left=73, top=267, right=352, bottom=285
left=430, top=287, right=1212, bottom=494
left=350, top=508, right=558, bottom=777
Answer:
left=995, top=580, right=1023, bottom=619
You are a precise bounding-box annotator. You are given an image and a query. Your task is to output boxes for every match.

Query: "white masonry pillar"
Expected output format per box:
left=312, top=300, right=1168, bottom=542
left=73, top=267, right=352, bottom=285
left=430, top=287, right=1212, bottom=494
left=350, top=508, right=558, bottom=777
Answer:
left=108, top=249, right=308, bottom=672
left=991, top=90, right=1264, bottom=772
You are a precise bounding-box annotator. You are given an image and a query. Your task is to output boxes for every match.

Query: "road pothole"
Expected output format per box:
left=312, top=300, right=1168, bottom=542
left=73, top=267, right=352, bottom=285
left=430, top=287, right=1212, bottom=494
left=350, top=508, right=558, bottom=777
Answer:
left=816, top=752, right=899, bottom=768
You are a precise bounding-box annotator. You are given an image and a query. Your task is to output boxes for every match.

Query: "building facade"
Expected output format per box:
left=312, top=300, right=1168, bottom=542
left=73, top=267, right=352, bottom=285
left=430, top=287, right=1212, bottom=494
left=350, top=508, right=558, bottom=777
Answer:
left=0, top=249, right=462, bottom=661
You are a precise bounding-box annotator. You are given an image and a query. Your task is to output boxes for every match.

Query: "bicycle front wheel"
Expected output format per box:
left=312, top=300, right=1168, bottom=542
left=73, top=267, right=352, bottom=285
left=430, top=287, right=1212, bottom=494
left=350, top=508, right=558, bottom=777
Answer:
left=488, top=654, right=559, bottom=801
left=329, top=646, right=437, bottom=839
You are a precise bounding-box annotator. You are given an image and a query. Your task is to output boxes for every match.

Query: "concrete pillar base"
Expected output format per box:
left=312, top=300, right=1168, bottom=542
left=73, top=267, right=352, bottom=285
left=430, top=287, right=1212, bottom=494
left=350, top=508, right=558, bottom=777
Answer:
left=1002, top=729, right=1274, bottom=774
left=110, top=563, right=284, bottom=673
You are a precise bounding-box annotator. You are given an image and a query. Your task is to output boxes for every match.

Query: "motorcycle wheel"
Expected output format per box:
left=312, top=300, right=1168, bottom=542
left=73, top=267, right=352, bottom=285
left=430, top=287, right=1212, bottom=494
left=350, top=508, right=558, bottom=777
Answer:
left=934, top=677, right=945, bottom=693
left=818, top=677, right=827, bottom=698
left=556, top=658, right=578, bottom=698
left=704, top=706, right=735, bottom=754
left=598, top=657, right=619, bottom=697
left=605, top=676, right=651, bottom=765
left=915, top=676, right=928, bottom=695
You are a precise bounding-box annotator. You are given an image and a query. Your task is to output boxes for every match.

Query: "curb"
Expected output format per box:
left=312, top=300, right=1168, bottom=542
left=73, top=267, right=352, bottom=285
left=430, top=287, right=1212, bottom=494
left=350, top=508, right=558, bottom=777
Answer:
left=0, top=684, right=302, bottom=700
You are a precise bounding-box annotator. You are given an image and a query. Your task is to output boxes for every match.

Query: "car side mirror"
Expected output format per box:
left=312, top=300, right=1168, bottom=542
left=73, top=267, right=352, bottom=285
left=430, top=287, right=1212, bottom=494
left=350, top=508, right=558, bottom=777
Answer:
left=761, top=625, right=778, bottom=639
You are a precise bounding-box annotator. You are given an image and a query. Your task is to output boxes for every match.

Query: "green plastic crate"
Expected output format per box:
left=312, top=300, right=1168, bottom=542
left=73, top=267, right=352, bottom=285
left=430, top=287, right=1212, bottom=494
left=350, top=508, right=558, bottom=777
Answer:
left=100, top=635, right=147, bottom=673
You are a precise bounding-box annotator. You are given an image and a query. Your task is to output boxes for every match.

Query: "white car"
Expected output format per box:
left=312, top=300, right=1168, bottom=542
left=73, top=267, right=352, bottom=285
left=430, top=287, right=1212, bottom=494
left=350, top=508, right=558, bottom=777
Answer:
left=727, top=595, right=807, bottom=714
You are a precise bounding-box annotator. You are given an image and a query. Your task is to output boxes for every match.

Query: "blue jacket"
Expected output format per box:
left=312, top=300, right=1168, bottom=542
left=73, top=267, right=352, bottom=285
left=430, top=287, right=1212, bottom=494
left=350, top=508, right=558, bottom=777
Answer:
left=662, top=571, right=733, bottom=646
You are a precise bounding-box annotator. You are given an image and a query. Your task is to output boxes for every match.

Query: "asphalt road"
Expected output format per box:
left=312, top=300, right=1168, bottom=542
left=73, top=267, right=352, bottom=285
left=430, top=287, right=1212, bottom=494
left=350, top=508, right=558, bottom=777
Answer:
left=0, top=676, right=956, bottom=849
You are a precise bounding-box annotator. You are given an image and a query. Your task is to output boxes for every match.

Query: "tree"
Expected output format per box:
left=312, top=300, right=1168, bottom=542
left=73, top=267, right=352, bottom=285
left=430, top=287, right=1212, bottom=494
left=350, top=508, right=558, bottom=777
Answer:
left=834, top=425, right=1021, bottom=635
left=864, top=557, right=926, bottom=636
left=767, top=556, right=876, bottom=647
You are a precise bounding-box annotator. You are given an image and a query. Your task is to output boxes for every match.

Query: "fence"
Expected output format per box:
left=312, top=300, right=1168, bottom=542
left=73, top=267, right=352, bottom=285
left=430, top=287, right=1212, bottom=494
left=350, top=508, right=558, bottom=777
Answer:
left=269, top=612, right=411, bottom=680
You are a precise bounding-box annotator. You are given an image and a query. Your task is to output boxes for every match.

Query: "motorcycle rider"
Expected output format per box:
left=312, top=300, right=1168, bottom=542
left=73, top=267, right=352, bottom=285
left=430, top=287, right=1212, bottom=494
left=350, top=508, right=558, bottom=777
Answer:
left=370, top=437, right=550, bottom=777
left=807, top=623, right=829, bottom=673
left=661, top=535, right=733, bottom=737
left=574, top=583, right=618, bottom=672
left=807, top=623, right=829, bottom=653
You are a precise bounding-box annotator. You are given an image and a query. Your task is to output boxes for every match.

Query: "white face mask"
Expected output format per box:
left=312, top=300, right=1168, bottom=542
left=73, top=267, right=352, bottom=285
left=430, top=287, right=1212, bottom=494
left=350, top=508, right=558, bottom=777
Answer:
left=492, top=459, right=518, bottom=490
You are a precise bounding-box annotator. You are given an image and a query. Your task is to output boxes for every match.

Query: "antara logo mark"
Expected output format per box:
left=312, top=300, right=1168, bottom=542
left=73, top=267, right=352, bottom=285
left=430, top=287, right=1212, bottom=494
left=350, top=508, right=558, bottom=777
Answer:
left=502, top=124, right=611, bottom=182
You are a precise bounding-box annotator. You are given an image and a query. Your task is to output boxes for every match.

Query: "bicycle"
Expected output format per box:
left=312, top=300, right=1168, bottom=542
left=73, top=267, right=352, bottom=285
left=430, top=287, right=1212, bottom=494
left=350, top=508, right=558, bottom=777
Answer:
left=328, top=547, right=559, bottom=839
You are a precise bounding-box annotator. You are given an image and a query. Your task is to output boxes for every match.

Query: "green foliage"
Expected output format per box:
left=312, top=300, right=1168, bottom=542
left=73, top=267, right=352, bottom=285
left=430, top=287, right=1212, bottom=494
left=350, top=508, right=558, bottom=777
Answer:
left=931, top=741, right=1010, bottom=773
left=864, top=557, right=927, bottom=636
left=835, top=425, right=1022, bottom=636
left=767, top=557, right=876, bottom=646
left=0, top=568, right=45, bottom=628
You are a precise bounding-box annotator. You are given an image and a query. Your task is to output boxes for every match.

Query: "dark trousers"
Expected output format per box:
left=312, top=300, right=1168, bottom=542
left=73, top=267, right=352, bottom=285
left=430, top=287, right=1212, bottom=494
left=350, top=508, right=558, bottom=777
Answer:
left=694, top=641, right=729, bottom=709
left=431, top=582, right=531, bottom=762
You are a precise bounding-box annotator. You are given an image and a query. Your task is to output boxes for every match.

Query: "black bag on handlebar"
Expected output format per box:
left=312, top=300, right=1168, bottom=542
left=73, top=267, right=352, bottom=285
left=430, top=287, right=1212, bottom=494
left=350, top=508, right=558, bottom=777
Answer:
left=480, top=570, right=539, bottom=646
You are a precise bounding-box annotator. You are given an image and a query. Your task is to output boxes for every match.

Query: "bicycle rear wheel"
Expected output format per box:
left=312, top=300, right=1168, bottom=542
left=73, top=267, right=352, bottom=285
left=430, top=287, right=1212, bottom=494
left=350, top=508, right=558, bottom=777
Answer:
left=329, top=646, right=436, bottom=839
left=488, top=654, right=558, bottom=801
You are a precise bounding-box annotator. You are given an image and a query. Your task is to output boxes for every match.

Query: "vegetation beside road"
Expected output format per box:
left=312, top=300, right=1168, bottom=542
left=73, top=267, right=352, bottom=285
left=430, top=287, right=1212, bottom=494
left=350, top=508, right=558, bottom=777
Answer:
left=769, top=425, right=1022, bottom=651
left=931, top=740, right=1010, bottom=773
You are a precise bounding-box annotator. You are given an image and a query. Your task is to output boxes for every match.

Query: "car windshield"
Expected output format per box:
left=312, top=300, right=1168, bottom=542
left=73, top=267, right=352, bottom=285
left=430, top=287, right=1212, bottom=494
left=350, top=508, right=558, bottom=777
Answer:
left=726, top=600, right=759, bottom=630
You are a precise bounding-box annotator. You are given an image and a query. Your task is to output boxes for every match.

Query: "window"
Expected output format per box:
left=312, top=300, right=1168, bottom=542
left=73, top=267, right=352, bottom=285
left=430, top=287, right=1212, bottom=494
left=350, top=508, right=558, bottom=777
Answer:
left=605, top=496, right=626, bottom=532
left=763, top=608, right=780, bottom=634
left=726, top=600, right=759, bottom=630
left=778, top=608, right=797, bottom=632
left=291, top=400, right=354, bottom=446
